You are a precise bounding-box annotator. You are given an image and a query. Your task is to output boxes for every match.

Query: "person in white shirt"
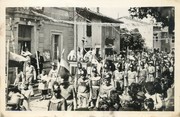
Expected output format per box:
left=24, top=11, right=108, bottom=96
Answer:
left=25, top=61, right=36, bottom=96
left=38, top=70, right=48, bottom=100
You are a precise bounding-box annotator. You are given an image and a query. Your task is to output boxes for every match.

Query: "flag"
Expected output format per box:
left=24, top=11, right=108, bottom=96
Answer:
left=58, top=58, right=70, bottom=79
left=60, top=58, right=70, bottom=71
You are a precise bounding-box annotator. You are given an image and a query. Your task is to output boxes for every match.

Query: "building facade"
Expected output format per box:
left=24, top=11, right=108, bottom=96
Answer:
left=76, top=7, right=122, bottom=58
left=153, top=24, right=174, bottom=52
left=118, top=17, right=174, bottom=52
left=6, top=7, right=75, bottom=84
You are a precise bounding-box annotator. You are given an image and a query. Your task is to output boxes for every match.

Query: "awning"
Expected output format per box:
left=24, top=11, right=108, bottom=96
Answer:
left=9, top=52, right=28, bottom=62
left=9, top=52, right=28, bottom=67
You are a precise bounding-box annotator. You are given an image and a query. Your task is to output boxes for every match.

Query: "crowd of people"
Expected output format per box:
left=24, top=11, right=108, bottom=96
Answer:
left=6, top=48, right=174, bottom=111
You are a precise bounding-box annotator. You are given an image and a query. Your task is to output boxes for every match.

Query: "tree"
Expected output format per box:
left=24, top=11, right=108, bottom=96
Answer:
left=120, top=28, right=145, bottom=52
left=128, top=7, right=175, bottom=34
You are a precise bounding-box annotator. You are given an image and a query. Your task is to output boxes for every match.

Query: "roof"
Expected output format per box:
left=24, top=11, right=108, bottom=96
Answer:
left=76, top=7, right=123, bottom=23
left=118, top=16, right=151, bottom=25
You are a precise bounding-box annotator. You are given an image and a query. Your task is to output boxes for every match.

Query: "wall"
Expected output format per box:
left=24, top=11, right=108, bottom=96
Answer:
left=6, top=7, right=75, bottom=84
left=39, top=22, right=74, bottom=60
left=43, top=7, right=74, bottom=21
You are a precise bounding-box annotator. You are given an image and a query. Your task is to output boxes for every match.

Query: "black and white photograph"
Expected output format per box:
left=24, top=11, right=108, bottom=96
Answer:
left=4, top=7, right=175, bottom=112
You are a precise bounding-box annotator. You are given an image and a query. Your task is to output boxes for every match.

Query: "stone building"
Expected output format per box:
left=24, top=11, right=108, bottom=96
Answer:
left=6, top=7, right=75, bottom=84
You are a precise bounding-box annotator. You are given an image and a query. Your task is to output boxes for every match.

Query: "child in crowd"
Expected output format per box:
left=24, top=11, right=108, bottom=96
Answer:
left=38, top=70, right=48, bottom=100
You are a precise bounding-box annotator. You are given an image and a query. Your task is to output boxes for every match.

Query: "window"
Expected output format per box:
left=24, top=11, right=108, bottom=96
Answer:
left=52, top=34, right=60, bottom=60
left=18, top=25, right=32, bottom=54
left=18, top=41, right=31, bottom=54
left=86, top=23, right=92, bottom=37
left=156, top=37, right=158, bottom=42
left=18, top=25, right=32, bottom=40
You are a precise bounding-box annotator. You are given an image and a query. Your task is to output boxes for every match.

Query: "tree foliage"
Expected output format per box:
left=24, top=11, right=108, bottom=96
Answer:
left=128, top=7, right=175, bottom=34
left=120, top=28, right=145, bottom=51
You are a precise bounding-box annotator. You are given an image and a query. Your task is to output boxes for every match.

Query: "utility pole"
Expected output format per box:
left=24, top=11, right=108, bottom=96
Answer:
left=74, top=7, right=77, bottom=52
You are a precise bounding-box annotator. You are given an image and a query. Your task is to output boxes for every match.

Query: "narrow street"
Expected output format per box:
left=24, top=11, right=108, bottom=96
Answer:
left=5, top=7, right=175, bottom=112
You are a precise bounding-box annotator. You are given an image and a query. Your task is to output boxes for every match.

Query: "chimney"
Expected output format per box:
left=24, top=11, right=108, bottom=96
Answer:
left=97, top=7, right=99, bottom=13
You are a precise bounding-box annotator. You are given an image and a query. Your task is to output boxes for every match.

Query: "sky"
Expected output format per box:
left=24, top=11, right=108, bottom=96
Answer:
left=90, top=7, right=131, bottom=19
left=89, top=7, right=154, bottom=23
